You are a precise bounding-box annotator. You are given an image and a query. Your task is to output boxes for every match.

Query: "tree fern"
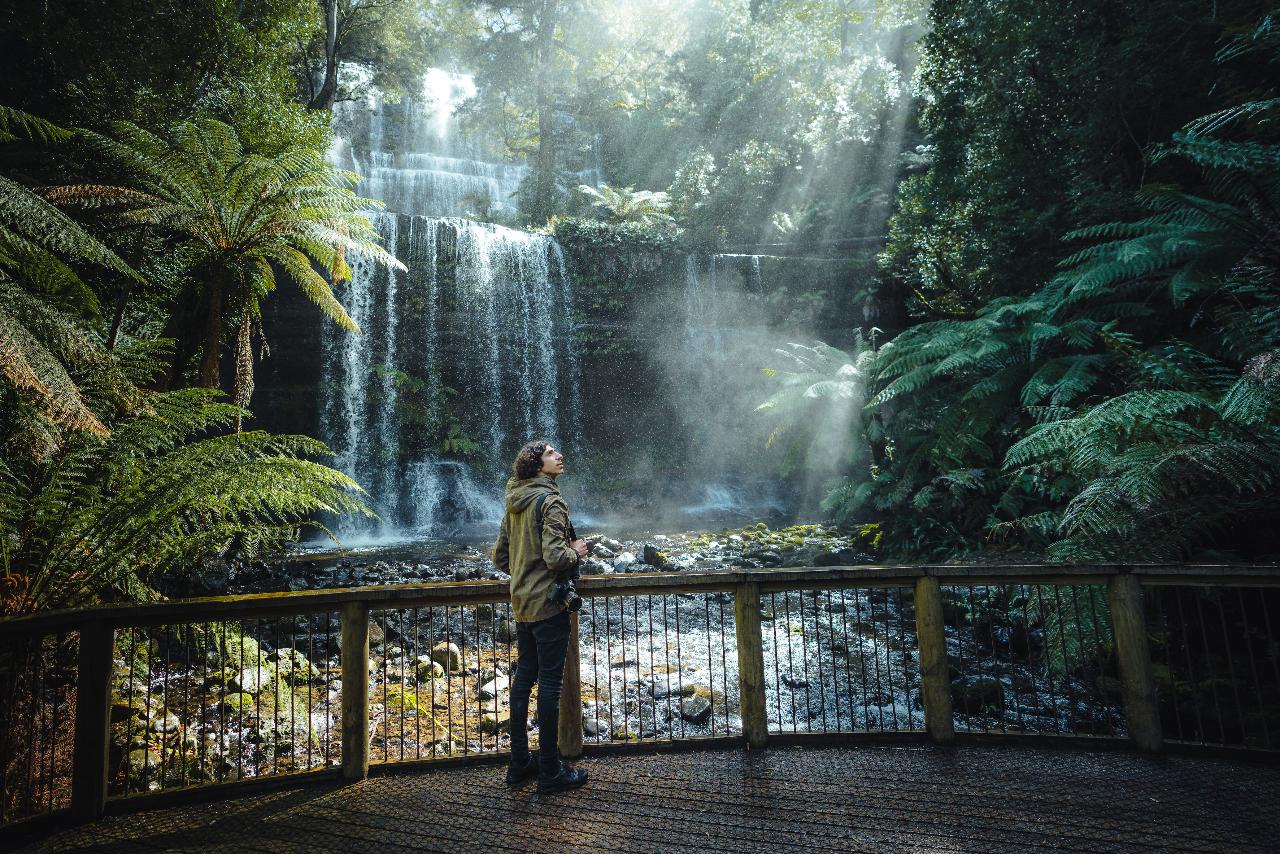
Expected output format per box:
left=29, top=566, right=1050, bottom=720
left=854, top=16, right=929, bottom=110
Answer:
left=56, top=116, right=403, bottom=399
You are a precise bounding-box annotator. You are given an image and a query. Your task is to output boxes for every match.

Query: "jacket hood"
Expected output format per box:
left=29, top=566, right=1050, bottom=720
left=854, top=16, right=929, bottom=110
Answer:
left=504, top=473, right=559, bottom=514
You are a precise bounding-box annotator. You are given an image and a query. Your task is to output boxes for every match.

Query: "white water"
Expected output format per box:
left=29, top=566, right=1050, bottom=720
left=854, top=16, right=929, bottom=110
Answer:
left=321, top=71, right=581, bottom=539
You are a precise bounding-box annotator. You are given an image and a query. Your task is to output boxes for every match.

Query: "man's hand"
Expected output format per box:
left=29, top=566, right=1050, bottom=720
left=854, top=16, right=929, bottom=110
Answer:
left=571, top=538, right=589, bottom=559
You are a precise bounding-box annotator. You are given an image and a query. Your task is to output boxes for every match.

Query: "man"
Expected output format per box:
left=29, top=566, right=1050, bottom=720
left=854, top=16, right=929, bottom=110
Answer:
left=492, top=440, right=590, bottom=793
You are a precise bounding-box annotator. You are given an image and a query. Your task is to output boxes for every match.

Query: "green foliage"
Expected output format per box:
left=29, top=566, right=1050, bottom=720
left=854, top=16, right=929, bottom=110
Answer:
left=58, top=116, right=402, bottom=400
left=756, top=339, right=875, bottom=485
left=0, top=107, right=143, bottom=442
left=575, top=183, right=677, bottom=230
left=1, top=383, right=372, bottom=614
left=857, top=5, right=1280, bottom=561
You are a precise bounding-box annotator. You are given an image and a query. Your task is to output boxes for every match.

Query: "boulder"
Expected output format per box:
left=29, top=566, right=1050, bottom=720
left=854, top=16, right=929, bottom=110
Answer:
left=479, top=675, right=509, bottom=700
left=652, top=680, right=697, bottom=700
left=679, top=696, right=712, bottom=724
left=431, top=642, right=463, bottom=672
left=592, top=543, right=616, bottom=559
left=414, top=656, right=445, bottom=681
left=641, top=544, right=667, bottom=567
left=496, top=618, right=516, bottom=644
left=952, top=675, right=1005, bottom=713
left=479, top=710, right=511, bottom=734
left=232, top=665, right=270, bottom=694
left=613, top=552, right=638, bottom=572
left=222, top=692, right=255, bottom=713
left=781, top=673, right=808, bottom=689
left=274, top=648, right=321, bottom=685
left=148, top=711, right=181, bottom=734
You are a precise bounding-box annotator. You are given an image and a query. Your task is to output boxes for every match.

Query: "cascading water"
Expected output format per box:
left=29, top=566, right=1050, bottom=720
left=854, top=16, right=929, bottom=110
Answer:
left=676, top=253, right=788, bottom=519
left=320, top=71, right=582, bottom=540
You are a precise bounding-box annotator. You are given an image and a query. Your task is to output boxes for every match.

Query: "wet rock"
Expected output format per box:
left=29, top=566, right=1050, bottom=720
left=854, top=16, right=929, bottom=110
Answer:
left=148, top=711, right=181, bottom=734
left=274, top=648, right=321, bottom=685
left=232, top=665, right=270, bottom=694
left=592, top=543, right=616, bottom=559
left=613, top=552, right=637, bottom=572
left=782, top=673, right=808, bottom=689
left=368, top=622, right=386, bottom=647
left=222, top=692, right=255, bottom=713
left=479, top=675, right=509, bottom=700
left=583, top=715, right=604, bottom=737
left=431, top=642, right=463, bottom=672
left=496, top=618, right=516, bottom=644
left=580, top=558, right=609, bottom=575
left=642, top=544, right=667, bottom=568
left=479, top=710, right=511, bottom=734
left=814, top=548, right=861, bottom=567
left=415, top=656, right=445, bottom=681
left=611, top=653, right=640, bottom=668
left=652, top=680, right=697, bottom=699
left=679, top=696, right=712, bottom=723
left=952, top=675, right=1004, bottom=713
left=126, top=748, right=164, bottom=777
left=475, top=603, right=494, bottom=621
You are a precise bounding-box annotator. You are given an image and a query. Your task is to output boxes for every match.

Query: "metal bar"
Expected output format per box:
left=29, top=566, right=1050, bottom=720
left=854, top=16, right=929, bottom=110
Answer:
left=1216, top=595, right=1248, bottom=746
left=1174, top=588, right=1206, bottom=741
left=853, top=590, right=871, bottom=730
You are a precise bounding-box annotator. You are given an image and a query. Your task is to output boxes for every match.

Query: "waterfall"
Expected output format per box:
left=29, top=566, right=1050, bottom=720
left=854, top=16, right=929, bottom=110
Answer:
left=318, top=71, right=581, bottom=540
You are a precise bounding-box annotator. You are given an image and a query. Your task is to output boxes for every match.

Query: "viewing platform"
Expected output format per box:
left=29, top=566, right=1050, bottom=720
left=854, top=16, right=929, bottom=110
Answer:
left=15, top=742, right=1280, bottom=852
left=4, top=564, right=1279, bottom=850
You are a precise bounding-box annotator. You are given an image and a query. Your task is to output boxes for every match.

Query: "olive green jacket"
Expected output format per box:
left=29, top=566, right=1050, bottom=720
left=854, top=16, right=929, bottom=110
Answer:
left=492, top=473, right=578, bottom=623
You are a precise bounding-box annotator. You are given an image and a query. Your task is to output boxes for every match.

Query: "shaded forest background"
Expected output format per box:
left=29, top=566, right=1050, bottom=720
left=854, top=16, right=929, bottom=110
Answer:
left=0, top=0, right=1277, bottom=614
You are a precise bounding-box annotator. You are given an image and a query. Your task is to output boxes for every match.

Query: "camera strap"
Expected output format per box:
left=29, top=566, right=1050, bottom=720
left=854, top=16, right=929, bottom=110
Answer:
left=534, top=491, right=577, bottom=577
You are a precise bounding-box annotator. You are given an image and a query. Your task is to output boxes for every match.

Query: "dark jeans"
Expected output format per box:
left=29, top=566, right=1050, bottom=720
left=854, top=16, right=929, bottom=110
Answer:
left=508, top=609, right=569, bottom=773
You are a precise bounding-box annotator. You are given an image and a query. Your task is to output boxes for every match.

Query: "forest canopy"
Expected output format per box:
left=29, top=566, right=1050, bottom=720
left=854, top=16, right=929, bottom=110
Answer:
left=1, top=0, right=1278, bottom=615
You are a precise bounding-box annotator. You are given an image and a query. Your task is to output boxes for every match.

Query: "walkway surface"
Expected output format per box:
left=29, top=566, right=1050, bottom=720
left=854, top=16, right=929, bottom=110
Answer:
left=16, top=743, right=1280, bottom=852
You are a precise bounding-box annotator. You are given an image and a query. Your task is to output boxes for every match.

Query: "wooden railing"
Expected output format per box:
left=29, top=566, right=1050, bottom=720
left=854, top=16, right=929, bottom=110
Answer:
left=1, top=563, right=1277, bottom=827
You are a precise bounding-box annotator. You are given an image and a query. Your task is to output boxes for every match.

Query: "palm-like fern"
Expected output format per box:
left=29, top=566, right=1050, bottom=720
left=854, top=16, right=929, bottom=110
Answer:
left=576, top=183, right=677, bottom=229
left=854, top=10, right=1280, bottom=560
left=52, top=117, right=404, bottom=401
left=1, top=107, right=144, bottom=441
left=1, top=386, right=373, bottom=614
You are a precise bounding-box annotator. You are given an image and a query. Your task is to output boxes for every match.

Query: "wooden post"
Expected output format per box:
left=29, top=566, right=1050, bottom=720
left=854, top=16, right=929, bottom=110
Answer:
left=1107, top=573, right=1163, bottom=753
left=71, top=620, right=114, bottom=823
left=340, top=601, right=370, bottom=781
left=914, top=576, right=955, bottom=745
left=558, top=610, right=584, bottom=759
left=735, top=582, right=768, bottom=748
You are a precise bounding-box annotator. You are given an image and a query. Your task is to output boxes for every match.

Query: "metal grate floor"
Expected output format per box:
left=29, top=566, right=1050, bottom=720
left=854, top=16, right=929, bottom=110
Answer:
left=15, top=744, right=1280, bottom=852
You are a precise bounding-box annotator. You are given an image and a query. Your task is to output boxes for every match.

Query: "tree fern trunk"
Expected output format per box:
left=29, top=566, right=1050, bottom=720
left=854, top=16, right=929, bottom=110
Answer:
left=197, top=281, right=223, bottom=390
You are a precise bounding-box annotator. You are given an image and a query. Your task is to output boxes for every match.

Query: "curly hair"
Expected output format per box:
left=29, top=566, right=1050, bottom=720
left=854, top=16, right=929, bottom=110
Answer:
left=512, top=440, right=551, bottom=479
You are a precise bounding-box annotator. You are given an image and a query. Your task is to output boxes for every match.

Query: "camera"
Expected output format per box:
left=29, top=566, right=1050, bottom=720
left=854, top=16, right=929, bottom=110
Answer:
left=547, top=574, right=583, bottom=612
left=548, top=518, right=583, bottom=611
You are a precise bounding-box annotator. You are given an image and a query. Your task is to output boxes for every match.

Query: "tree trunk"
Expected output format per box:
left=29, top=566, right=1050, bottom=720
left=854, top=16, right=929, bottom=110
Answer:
left=106, top=282, right=131, bottom=351
left=197, top=282, right=224, bottom=390
left=309, top=0, right=340, bottom=110
left=529, top=0, right=558, bottom=224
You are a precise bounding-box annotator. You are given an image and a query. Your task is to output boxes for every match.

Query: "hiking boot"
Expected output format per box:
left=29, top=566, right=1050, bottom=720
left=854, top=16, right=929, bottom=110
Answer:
left=537, top=762, right=588, bottom=794
left=504, top=755, right=539, bottom=786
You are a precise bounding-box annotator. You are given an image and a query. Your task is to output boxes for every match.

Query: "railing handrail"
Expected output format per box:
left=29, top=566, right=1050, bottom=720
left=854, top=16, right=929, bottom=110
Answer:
left=3, top=562, right=1278, bottom=639
left=4, top=560, right=1279, bottom=826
